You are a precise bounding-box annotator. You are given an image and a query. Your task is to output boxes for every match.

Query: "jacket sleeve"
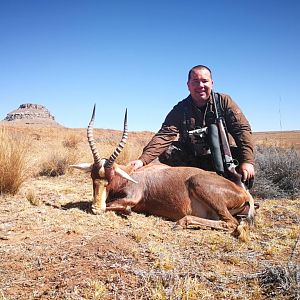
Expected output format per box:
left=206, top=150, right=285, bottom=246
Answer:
left=138, top=125, right=179, bottom=165
left=138, top=104, right=182, bottom=165
left=221, top=94, right=254, bottom=165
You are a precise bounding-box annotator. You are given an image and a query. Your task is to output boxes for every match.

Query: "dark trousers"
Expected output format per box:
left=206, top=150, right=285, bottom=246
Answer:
left=158, top=141, right=216, bottom=170
left=159, top=141, right=254, bottom=189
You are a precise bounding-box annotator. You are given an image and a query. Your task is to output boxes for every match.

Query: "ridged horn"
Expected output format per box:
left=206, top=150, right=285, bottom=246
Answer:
left=87, top=104, right=102, bottom=166
left=105, top=109, right=128, bottom=168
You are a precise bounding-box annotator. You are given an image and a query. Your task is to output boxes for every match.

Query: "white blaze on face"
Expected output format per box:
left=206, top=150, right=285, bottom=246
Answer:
left=93, top=179, right=108, bottom=211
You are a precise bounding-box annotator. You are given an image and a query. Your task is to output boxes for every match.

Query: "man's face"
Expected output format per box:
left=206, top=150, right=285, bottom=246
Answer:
left=187, top=68, right=213, bottom=106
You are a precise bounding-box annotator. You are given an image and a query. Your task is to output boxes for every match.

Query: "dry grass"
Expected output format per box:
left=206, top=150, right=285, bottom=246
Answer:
left=0, top=127, right=32, bottom=195
left=62, top=132, right=81, bottom=150
left=25, top=188, right=41, bottom=206
left=253, top=130, right=300, bottom=153
left=0, top=123, right=299, bottom=299
left=0, top=174, right=299, bottom=299
left=38, top=148, right=79, bottom=177
left=252, top=145, right=300, bottom=199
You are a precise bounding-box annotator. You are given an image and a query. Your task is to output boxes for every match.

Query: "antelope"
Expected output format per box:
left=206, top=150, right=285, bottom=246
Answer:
left=71, top=106, right=255, bottom=240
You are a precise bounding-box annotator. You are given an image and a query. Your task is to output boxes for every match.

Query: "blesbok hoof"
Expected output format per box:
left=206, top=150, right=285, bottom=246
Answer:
left=172, top=224, right=184, bottom=231
left=116, top=206, right=132, bottom=218
left=232, top=220, right=250, bottom=242
left=124, top=206, right=132, bottom=215
left=91, top=206, right=105, bottom=215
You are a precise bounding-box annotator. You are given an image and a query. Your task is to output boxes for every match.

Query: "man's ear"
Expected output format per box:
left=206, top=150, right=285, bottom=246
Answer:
left=187, top=80, right=191, bottom=90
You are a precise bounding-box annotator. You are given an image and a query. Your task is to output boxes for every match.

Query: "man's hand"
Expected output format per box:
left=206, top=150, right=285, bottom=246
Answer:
left=238, top=162, right=255, bottom=182
left=128, top=160, right=144, bottom=171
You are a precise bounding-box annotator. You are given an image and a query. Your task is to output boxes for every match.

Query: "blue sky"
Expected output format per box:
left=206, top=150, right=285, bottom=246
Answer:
left=0, top=0, right=299, bottom=132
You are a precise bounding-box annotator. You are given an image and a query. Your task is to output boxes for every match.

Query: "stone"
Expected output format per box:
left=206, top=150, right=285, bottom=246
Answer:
left=2, top=103, right=62, bottom=126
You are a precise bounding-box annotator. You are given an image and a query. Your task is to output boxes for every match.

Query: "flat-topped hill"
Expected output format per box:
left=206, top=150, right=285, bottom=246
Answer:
left=2, top=103, right=62, bottom=127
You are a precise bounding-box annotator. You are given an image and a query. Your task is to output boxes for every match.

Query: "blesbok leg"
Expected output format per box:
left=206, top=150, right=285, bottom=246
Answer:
left=187, top=174, right=241, bottom=228
left=177, top=215, right=232, bottom=230
left=105, top=197, right=140, bottom=213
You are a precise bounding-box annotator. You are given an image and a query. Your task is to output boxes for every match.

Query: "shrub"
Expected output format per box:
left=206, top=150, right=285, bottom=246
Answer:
left=252, top=145, right=300, bottom=199
left=257, top=264, right=300, bottom=299
left=256, top=235, right=299, bottom=300
left=62, top=133, right=81, bottom=149
left=0, top=128, right=31, bottom=195
left=39, top=149, right=78, bottom=177
left=38, top=133, right=82, bottom=176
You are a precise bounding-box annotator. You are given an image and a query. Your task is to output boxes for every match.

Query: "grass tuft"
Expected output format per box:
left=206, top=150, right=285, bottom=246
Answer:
left=62, top=133, right=81, bottom=149
left=138, top=272, right=208, bottom=299
left=39, top=148, right=79, bottom=177
left=0, top=127, right=31, bottom=195
left=26, top=189, right=41, bottom=206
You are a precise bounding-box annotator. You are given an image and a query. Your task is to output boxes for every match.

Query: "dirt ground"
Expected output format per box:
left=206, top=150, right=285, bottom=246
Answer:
left=0, top=171, right=299, bottom=299
left=0, top=126, right=299, bottom=299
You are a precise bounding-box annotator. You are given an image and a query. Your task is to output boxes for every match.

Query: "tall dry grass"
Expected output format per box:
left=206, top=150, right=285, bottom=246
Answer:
left=38, top=133, right=81, bottom=177
left=0, top=127, right=31, bottom=195
left=116, top=141, right=144, bottom=165
left=39, top=149, right=79, bottom=176
left=62, top=133, right=81, bottom=150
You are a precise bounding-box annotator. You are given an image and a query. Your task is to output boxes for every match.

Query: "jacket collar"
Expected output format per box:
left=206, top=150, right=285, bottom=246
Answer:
left=187, top=94, right=213, bottom=109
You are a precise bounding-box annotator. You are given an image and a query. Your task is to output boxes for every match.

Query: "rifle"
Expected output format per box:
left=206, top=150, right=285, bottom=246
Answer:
left=211, top=91, right=246, bottom=190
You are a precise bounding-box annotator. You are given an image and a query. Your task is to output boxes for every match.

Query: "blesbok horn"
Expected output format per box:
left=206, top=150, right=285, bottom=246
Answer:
left=104, top=109, right=128, bottom=168
left=87, top=104, right=102, bottom=167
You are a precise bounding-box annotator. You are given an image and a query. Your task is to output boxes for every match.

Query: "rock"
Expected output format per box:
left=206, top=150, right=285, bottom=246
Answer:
left=2, top=103, right=62, bottom=126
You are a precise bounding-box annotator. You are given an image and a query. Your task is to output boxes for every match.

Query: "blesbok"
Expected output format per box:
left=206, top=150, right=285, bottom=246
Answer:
left=71, top=106, right=255, bottom=240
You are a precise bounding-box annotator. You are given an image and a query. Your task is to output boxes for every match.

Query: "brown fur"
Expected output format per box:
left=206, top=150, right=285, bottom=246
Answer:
left=89, top=161, right=255, bottom=239
left=72, top=106, right=255, bottom=240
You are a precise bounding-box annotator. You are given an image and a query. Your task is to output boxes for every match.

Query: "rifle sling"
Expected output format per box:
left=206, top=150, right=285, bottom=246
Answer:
left=213, top=92, right=230, bottom=137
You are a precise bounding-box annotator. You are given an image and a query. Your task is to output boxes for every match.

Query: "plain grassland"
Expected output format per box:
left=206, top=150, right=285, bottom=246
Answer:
left=0, top=123, right=299, bottom=299
left=253, top=130, right=300, bottom=152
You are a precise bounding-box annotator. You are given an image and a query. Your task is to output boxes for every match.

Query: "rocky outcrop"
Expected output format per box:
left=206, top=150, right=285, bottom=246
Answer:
left=2, top=103, right=62, bottom=126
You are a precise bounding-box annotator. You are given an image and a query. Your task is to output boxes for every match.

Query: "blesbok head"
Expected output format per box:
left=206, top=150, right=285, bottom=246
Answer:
left=70, top=105, right=137, bottom=213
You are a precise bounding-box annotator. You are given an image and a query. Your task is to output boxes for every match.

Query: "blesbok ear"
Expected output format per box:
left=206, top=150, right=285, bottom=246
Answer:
left=115, top=166, right=138, bottom=184
left=70, top=163, right=93, bottom=172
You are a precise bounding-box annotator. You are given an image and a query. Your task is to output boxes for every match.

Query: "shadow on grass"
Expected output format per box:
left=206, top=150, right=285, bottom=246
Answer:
left=44, top=200, right=92, bottom=213
left=44, top=200, right=132, bottom=219
left=61, top=201, right=91, bottom=213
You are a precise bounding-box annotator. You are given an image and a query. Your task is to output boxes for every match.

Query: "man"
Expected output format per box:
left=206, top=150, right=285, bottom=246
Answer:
left=130, top=65, right=255, bottom=186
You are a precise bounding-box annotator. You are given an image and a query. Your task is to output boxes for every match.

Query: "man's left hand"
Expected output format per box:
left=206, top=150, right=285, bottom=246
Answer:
left=238, top=163, right=255, bottom=182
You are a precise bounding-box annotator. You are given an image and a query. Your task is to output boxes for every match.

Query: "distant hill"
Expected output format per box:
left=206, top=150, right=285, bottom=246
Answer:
left=1, top=103, right=62, bottom=127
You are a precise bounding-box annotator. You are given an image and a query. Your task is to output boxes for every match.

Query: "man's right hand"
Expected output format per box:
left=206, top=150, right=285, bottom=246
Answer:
left=128, top=160, right=144, bottom=171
